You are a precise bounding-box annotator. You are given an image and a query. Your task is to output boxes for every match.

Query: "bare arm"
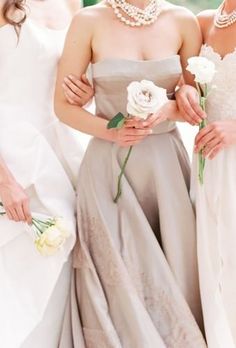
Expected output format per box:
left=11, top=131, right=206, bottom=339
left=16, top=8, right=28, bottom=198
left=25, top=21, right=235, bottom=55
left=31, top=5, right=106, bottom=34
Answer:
left=176, top=9, right=210, bottom=125
left=54, top=12, right=108, bottom=138
left=54, top=11, right=152, bottom=147
left=178, top=8, right=203, bottom=85
left=165, top=9, right=202, bottom=124
left=0, top=156, right=31, bottom=223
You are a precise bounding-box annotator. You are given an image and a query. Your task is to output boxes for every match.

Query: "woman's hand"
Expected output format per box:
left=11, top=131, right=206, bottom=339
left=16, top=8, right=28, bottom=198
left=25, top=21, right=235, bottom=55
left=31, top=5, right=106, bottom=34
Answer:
left=0, top=179, right=32, bottom=223
left=62, top=74, right=94, bottom=106
left=110, top=123, right=153, bottom=147
left=176, top=85, right=206, bottom=125
left=125, top=101, right=181, bottom=130
left=195, top=120, right=236, bottom=159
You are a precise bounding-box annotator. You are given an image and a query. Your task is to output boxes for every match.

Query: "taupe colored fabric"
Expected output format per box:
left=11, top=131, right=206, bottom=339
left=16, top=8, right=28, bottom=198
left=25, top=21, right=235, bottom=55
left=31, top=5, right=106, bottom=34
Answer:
left=59, top=57, right=206, bottom=348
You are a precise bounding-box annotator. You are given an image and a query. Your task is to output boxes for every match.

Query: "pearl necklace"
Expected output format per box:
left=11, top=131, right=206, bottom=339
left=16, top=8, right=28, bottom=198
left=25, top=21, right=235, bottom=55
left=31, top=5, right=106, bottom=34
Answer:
left=214, top=1, right=236, bottom=28
left=107, top=0, right=164, bottom=27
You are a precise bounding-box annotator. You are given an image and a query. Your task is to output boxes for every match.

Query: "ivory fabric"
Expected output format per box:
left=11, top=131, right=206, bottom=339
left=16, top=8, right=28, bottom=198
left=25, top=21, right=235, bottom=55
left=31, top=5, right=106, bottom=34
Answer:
left=0, top=20, right=83, bottom=348
left=192, top=45, right=236, bottom=348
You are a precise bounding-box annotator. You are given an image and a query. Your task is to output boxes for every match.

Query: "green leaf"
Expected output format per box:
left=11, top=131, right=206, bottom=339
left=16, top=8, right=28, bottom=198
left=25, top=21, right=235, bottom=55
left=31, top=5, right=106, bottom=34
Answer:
left=107, top=112, right=125, bottom=129
left=116, top=118, right=126, bottom=129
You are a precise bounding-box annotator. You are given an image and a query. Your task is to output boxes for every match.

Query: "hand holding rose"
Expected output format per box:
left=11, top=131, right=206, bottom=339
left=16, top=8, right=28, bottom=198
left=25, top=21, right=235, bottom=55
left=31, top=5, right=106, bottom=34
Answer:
left=108, top=79, right=168, bottom=202
left=195, top=120, right=236, bottom=159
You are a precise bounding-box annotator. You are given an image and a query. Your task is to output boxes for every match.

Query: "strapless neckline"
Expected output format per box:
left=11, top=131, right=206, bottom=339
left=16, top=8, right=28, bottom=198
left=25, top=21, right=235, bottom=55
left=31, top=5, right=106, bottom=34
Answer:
left=92, top=55, right=180, bottom=67
left=201, top=44, right=236, bottom=61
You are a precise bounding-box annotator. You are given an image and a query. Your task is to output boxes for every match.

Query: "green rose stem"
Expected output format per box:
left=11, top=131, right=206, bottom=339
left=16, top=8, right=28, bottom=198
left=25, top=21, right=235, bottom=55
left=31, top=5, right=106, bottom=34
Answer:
left=114, top=145, right=133, bottom=203
left=196, top=83, right=207, bottom=185
left=0, top=202, right=53, bottom=235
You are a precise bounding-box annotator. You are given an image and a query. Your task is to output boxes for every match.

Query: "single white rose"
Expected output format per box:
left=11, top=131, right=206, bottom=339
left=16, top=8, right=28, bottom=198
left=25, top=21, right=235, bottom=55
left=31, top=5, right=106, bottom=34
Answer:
left=35, top=225, right=68, bottom=256
left=186, top=57, right=216, bottom=84
left=55, top=218, right=71, bottom=237
left=127, top=80, right=168, bottom=119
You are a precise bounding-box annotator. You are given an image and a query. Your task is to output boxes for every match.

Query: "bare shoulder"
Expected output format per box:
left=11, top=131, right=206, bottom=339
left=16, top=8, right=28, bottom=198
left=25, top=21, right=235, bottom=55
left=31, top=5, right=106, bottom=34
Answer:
left=162, top=2, right=196, bottom=19
left=162, top=1, right=199, bottom=29
left=71, top=3, right=110, bottom=28
left=197, top=9, right=216, bottom=27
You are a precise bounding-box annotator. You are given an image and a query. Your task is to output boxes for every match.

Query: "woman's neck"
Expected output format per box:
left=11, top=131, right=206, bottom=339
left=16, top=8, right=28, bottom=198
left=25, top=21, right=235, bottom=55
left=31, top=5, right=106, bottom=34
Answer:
left=223, top=0, right=236, bottom=13
left=125, top=0, right=151, bottom=10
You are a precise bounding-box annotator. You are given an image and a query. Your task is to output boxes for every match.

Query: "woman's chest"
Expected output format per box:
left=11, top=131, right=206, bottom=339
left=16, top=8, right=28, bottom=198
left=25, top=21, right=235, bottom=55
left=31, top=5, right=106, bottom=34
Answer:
left=92, top=17, right=182, bottom=62
left=204, top=25, right=236, bottom=59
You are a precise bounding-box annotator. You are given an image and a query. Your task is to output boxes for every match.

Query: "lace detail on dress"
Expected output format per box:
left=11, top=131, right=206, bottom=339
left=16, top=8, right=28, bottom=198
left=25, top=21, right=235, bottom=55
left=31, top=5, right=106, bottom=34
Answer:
left=83, top=328, right=120, bottom=348
left=200, top=45, right=236, bottom=122
left=75, top=210, right=206, bottom=348
left=125, top=261, right=206, bottom=348
left=74, top=210, right=129, bottom=287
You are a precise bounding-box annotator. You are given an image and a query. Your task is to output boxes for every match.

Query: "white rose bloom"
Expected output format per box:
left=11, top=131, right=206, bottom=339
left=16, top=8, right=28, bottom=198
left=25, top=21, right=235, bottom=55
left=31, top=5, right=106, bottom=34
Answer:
left=55, top=218, right=71, bottom=237
left=186, top=57, right=216, bottom=84
left=127, top=80, right=168, bottom=119
left=35, top=225, right=68, bottom=256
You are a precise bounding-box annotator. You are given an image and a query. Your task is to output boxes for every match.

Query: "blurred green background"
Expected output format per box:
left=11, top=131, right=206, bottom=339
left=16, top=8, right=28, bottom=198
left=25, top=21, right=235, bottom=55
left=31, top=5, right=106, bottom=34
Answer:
left=83, top=0, right=222, bottom=13
left=171, top=0, right=221, bottom=13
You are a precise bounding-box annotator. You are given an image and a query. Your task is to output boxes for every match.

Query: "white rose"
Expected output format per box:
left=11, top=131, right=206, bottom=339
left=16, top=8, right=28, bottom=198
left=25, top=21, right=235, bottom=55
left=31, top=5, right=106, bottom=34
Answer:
left=35, top=225, right=69, bottom=256
left=55, top=218, right=71, bottom=237
left=127, top=80, right=168, bottom=119
left=186, top=57, right=216, bottom=84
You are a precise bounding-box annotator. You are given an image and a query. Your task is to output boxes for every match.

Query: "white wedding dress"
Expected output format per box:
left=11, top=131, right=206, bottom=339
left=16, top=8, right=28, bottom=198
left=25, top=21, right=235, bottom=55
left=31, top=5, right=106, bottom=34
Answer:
left=0, top=20, right=83, bottom=348
left=192, top=45, right=236, bottom=348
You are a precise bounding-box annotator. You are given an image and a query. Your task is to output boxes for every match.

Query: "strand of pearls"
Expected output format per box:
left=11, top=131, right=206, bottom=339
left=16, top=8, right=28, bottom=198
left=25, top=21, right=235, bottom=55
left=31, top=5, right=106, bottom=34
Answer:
left=107, top=0, right=164, bottom=27
left=214, top=1, right=236, bottom=28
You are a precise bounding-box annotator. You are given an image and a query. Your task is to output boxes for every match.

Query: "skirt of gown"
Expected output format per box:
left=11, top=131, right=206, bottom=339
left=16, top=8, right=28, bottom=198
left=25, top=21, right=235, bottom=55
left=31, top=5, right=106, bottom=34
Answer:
left=193, top=145, right=236, bottom=348
left=59, top=127, right=206, bottom=348
left=0, top=120, right=81, bottom=348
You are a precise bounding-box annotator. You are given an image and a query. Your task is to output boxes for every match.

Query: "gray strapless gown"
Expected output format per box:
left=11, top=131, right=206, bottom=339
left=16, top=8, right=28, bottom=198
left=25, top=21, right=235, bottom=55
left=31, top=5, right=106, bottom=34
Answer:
left=59, top=57, right=206, bottom=348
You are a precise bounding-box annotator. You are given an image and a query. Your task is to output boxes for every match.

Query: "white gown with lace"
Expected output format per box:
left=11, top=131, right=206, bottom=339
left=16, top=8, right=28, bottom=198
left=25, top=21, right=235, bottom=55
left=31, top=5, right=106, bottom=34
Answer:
left=192, top=45, right=236, bottom=348
left=0, top=20, right=83, bottom=348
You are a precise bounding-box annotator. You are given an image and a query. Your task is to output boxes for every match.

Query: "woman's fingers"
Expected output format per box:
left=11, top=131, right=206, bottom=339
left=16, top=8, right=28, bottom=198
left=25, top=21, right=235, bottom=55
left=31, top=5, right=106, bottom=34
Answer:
left=8, top=207, right=20, bottom=222
left=176, top=86, right=206, bottom=125
left=195, top=130, right=216, bottom=152
left=209, top=144, right=223, bottom=159
left=23, top=200, right=32, bottom=224
left=4, top=201, right=31, bottom=223
left=203, top=138, right=221, bottom=157
left=125, top=117, right=144, bottom=128
left=62, top=85, right=83, bottom=105
left=181, top=98, right=202, bottom=125
left=188, top=92, right=206, bottom=120
left=16, top=204, right=27, bottom=222
left=5, top=208, right=14, bottom=221
left=195, top=124, right=213, bottom=147
left=66, top=75, right=92, bottom=95
left=81, top=74, right=93, bottom=89
left=63, top=77, right=87, bottom=97
left=63, top=74, right=94, bottom=106
left=63, top=92, right=76, bottom=105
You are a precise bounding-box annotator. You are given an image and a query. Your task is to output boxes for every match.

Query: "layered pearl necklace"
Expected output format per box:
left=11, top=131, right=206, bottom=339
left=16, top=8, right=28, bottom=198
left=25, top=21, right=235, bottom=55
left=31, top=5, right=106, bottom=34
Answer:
left=214, top=1, right=236, bottom=28
left=107, top=0, right=164, bottom=27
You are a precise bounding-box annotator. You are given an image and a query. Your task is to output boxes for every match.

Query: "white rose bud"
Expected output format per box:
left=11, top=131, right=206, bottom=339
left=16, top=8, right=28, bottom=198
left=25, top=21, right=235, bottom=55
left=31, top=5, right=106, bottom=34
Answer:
left=186, top=57, right=216, bottom=84
left=35, top=224, right=69, bottom=256
left=127, top=80, right=168, bottom=119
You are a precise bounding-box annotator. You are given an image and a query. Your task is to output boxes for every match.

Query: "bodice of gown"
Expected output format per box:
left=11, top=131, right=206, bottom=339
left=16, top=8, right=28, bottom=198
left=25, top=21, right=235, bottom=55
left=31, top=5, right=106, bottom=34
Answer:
left=91, top=56, right=182, bottom=134
left=0, top=20, right=65, bottom=129
left=201, top=45, right=236, bottom=123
